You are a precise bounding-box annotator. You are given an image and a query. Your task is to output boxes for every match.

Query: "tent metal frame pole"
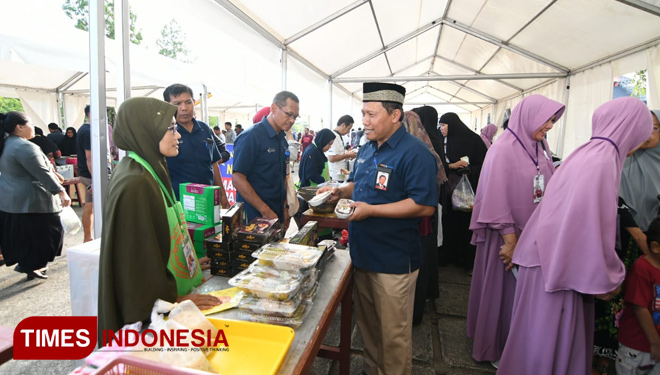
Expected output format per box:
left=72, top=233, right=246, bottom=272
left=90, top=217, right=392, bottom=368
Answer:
left=443, top=80, right=496, bottom=103
left=615, top=0, right=660, bottom=17
left=367, top=0, right=393, bottom=75
left=210, top=105, right=266, bottom=110
left=498, top=78, right=559, bottom=103
left=63, top=85, right=162, bottom=94
left=284, top=0, right=368, bottom=45
left=202, top=85, right=209, bottom=123
left=434, top=55, right=523, bottom=92
left=393, top=56, right=435, bottom=76
left=429, top=0, right=452, bottom=71
left=571, top=36, right=660, bottom=74
left=427, top=86, right=483, bottom=111
left=330, top=17, right=443, bottom=78
left=89, top=0, right=109, bottom=239
left=56, top=72, right=87, bottom=92
left=281, top=48, right=288, bottom=90
left=328, top=80, right=333, bottom=129
left=333, top=72, right=566, bottom=83
left=556, top=76, right=571, bottom=158
left=142, top=88, right=158, bottom=97
left=115, top=0, right=131, bottom=107
left=442, top=18, right=569, bottom=73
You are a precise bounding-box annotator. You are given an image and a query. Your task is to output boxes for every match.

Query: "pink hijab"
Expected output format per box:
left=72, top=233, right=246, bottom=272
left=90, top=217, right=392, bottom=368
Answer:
left=479, top=123, right=498, bottom=148
left=514, top=97, right=653, bottom=294
left=470, top=95, right=564, bottom=237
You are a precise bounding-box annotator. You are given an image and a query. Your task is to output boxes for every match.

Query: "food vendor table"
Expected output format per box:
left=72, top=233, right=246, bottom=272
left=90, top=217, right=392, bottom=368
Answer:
left=200, top=249, right=353, bottom=375
left=67, top=239, right=101, bottom=316
left=300, top=209, right=349, bottom=231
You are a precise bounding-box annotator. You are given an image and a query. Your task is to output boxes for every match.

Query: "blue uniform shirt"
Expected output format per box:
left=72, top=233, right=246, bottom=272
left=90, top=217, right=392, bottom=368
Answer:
left=166, top=119, right=221, bottom=200
left=348, top=125, right=438, bottom=274
left=233, top=117, right=288, bottom=223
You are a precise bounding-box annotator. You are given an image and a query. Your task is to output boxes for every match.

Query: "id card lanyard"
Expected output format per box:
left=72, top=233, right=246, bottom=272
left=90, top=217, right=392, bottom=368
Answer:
left=506, top=128, right=546, bottom=204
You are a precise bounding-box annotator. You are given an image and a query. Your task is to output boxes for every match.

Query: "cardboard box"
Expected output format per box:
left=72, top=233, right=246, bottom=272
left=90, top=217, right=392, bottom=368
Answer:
left=232, top=249, right=254, bottom=262
left=186, top=222, right=222, bottom=243
left=193, top=241, right=206, bottom=259
left=233, top=241, right=263, bottom=252
left=180, top=183, right=222, bottom=225
left=207, top=248, right=231, bottom=260
left=210, top=265, right=232, bottom=277
left=237, top=218, right=279, bottom=244
left=231, top=258, right=252, bottom=271
left=222, top=202, right=244, bottom=242
left=204, top=232, right=223, bottom=250
left=211, top=258, right=230, bottom=268
left=289, top=221, right=318, bottom=246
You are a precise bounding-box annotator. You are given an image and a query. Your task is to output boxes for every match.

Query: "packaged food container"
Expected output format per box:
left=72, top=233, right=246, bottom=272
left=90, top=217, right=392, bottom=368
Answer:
left=238, top=301, right=312, bottom=329
left=302, top=282, right=319, bottom=301
left=228, top=266, right=302, bottom=301
left=237, top=218, right=279, bottom=244
left=238, top=294, right=302, bottom=317
left=252, top=243, right=323, bottom=271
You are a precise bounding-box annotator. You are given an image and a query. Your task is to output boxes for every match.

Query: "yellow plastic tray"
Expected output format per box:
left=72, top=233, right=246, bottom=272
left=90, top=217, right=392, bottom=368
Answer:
left=206, top=318, right=295, bottom=375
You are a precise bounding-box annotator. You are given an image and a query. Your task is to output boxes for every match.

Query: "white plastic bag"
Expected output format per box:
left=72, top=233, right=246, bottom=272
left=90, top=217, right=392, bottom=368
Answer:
left=451, top=175, right=475, bottom=212
left=60, top=205, right=82, bottom=234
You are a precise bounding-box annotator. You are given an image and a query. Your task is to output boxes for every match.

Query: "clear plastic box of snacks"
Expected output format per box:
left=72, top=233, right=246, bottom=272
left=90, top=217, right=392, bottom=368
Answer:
left=238, top=301, right=312, bottom=329
left=252, top=243, right=323, bottom=271
left=238, top=294, right=303, bottom=317
left=301, top=282, right=318, bottom=302
left=228, top=266, right=302, bottom=301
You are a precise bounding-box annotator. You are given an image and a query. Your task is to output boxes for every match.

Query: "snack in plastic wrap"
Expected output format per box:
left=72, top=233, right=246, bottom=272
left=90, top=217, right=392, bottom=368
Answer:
left=334, top=199, right=354, bottom=219
left=228, top=266, right=301, bottom=300
left=238, top=301, right=312, bottom=329
left=238, top=294, right=303, bottom=317
left=252, top=243, right=323, bottom=271
left=451, top=174, right=475, bottom=212
left=169, top=300, right=219, bottom=355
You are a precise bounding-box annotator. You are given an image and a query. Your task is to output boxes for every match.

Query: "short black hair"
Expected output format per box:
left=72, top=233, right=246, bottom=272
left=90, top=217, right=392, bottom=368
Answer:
left=235, top=124, right=243, bottom=130
left=163, top=84, right=194, bottom=102
left=383, top=102, right=404, bottom=122
left=84, top=105, right=90, bottom=118
left=224, top=122, right=232, bottom=126
left=646, top=217, right=660, bottom=249
left=502, top=118, right=509, bottom=130
left=273, top=91, right=299, bottom=108
left=213, top=125, right=220, bottom=131
left=34, top=126, right=43, bottom=136
left=48, top=123, right=59, bottom=130
left=337, top=115, right=354, bottom=127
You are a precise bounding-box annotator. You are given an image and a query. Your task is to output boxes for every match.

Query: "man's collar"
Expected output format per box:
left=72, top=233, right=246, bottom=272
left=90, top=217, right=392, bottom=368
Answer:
left=177, top=118, right=200, bottom=133
left=262, top=117, right=282, bottom=139
left=378, top=124, right=406, bottom=149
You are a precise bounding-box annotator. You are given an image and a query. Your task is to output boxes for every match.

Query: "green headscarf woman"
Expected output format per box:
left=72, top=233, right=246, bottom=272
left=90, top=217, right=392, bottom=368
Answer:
left=98, top=97, right=220, bottom=341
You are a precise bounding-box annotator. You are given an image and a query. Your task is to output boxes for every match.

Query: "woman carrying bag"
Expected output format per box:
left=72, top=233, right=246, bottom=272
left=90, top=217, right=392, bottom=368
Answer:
left=98, top=98, right=221, bottom=340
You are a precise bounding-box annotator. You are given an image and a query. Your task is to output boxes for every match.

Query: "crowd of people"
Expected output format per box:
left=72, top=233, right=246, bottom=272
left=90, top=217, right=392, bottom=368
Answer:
left=1, top=79, right=659, bottom=375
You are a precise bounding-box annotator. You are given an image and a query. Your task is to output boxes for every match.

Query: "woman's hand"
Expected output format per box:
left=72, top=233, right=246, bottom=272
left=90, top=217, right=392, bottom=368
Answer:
left=499, top=233, right=518, bottom=271
left=595, top=284, right=621, bottom=301
left=198, top=256, right=211, bottom=270
left=177, top=294, right=224, bottom=310
left=450, top=160, right=469, bottom=169
left=58, top=190, right=71, bottom=207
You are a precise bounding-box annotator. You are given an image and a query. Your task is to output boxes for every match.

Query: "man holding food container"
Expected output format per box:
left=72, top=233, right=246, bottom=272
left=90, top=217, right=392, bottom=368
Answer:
left=319, top=82, right=438, bottom=375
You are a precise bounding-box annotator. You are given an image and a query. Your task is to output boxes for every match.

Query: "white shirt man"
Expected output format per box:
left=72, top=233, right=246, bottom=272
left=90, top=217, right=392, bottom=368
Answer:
left=326, top=115, right=357, bottom=181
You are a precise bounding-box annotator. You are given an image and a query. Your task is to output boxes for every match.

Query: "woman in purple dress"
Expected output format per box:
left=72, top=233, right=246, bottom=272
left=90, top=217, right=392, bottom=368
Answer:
left=497, top=97, right=653, bottom=375
left=479, top=123, right=498, bottom=149
left=467, top=95, right=565, bottom=366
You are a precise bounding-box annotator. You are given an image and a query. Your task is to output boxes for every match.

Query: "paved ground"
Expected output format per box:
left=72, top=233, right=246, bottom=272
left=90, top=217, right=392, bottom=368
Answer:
left=0, top=206, right=495, bottom=375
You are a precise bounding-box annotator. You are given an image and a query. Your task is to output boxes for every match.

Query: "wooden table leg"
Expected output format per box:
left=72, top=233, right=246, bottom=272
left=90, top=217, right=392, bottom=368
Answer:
left=338, top=276, right=353, bottom=375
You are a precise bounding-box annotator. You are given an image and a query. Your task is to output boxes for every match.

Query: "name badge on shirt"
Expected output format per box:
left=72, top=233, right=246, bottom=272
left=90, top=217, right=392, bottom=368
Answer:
left=181, top=230, right=198, bottom=278
left=375, top=164, right=392, bottom=191
left=533, top=174, right=545, bottom=204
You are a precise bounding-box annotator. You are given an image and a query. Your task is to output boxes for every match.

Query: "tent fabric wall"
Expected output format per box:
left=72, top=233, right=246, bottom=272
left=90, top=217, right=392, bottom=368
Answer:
left=649, top=45, right=660, bottom=110
left=15, top=90, right=59, bottom=130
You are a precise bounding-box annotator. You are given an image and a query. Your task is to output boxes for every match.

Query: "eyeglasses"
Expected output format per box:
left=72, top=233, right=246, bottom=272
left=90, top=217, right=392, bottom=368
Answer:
left=167, top=125, right=178, bottom=135
left=278, top=105, right=299, bottom=121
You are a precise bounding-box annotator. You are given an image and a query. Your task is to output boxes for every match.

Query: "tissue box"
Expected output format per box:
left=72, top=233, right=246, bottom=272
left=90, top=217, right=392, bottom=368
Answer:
left=180, top=183, right=222, bottom=225
left=56, top=165, right=74, bottom=180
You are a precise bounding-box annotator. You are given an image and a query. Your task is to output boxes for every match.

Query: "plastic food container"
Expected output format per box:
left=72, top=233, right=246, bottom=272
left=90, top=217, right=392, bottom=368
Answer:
left=252, top=243, right=323, bottom=272
left=334, top=199, right=354, bottom=220
left=238, top=301, right=312, bottom=329
left=238, top=294, right=303, bottom=317
left=228, top=266, right=301, bottom=301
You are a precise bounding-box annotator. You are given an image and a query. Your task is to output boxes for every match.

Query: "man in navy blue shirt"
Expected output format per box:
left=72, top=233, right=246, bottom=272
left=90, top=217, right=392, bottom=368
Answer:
left=232, top=91, right=298, bottom=229
left=320, top=82, right=437, bottom=375
left=163, top=84, right=230, bottom=206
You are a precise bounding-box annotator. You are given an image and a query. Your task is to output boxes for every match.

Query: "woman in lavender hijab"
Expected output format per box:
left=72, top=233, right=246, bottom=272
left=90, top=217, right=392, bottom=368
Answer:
left=479, top=123, right=498, bottom=149
left=497, top=97, right=653, bottom=375
left=467, top=95, right=565, bottom=367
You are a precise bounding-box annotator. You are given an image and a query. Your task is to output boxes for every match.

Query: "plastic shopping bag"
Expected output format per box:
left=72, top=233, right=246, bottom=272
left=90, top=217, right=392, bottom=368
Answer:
left=60, top=205, right=82, bottom=234
left=451, top=175, right=475, bottom=212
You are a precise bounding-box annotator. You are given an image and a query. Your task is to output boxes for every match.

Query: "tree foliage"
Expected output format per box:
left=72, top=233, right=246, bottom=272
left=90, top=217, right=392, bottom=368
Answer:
left=62, top=0, right=143, bottom=45
left=0, top=97, right=24, bottom=113
left=631, top=69, right=647, bottom=99
left=156, top=19, right=193, bottom=63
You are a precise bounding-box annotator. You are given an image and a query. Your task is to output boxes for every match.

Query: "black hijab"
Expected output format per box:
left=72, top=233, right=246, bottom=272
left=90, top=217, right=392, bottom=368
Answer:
left=58, top=127, right=77, bottom=156
left=438, top=113, right=488, bottom=189
left=413, top=106, right=443, bottom=157
left=30, top=127, right=60, bottom=156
